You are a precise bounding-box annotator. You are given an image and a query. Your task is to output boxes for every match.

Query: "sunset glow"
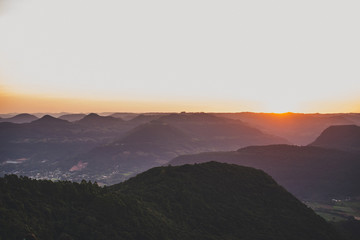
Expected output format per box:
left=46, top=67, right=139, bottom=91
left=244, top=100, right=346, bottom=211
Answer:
left=1, top=0, right=359, bottom=114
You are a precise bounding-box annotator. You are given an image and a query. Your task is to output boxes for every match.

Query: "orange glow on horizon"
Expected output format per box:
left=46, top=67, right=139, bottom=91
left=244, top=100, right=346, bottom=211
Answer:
left=1, top=90, right=359, bottom=114
left=0, top=91, right=253, bottom=114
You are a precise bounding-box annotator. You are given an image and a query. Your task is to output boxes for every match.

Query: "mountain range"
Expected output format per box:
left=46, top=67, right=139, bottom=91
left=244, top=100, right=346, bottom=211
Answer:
left=215, top=112, right=360, bottom=145
left=0, top=113, right=39, bottom=123
left=170, top=144, right=360, bottom=200
left=1, top=113, right=360, bottom=198
left=1, top=112, right=287, bottom=184
left=1, top=112, right=360, bottom=239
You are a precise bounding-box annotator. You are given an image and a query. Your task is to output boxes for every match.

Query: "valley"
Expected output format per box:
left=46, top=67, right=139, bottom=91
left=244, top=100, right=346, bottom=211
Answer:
left=1, top=111, right=360, bottom=239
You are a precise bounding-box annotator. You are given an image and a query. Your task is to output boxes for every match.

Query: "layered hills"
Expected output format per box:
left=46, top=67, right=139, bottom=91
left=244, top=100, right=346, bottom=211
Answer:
left=0, top=114, right=137, bottom=180
left=216, top=112, right=358, bottom=145
left=69, top=121, right=201, bottom=183
left=158, top=113, right=288, bottom=150
left=1, top=112, right=287, bottom=184
left=170, top=144, right=360, bottom=200
left=0, top=113, right=38, bottom=123
left=67, top=113, right=287, bottom=183
left=75, top=113, right=124, bottom=126
left=58, top=114, right=86, bottom=122
left=1, top=112, right=359, bottom=197
left=0, top=162, right=339, bottom=240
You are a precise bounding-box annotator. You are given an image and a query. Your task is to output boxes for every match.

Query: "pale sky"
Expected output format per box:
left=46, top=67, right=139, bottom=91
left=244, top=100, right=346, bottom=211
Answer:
left=0, top=0, right=359, bottom=113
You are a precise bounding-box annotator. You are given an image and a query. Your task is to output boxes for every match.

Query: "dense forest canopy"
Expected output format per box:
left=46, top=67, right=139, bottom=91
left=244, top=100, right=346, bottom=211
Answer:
left=0, top=162, right=344, bottom=240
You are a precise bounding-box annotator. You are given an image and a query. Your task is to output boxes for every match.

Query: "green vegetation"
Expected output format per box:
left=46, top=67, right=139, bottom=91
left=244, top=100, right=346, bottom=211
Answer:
left=0, top=162, right=341, bottom=240
left=307, top=200, right=360, bottom=222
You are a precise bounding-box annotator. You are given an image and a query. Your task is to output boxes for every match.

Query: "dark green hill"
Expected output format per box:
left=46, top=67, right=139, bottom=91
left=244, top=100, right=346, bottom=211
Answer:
left=0, top=162, right=340, bottom=240
left=309, top=125, right=360, bottom=152
left=170, top=145, right=360, bottom=200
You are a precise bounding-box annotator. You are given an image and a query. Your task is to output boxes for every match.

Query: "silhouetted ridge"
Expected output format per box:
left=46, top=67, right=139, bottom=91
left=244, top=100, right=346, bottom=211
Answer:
left=237, top=144, right=311, bottom=153
left=77, top=113, right=124, bottom=125
left=72, top=121, right=198, bottom=175
left=157, top=112, right=288, bottom=150
left=85, top=113, right=101, bottom=119
left=58, top=113, right=86, bottom=122
left=117, top=162, right=339, bottom=240
left=121, top=121, right=189, bottom=144
left=110, top=112, right=140, bottom=120
left=310, top=125, right=360, bottom=151
left=129, top=114, right=162, bottom=123
left=159, top=112, right=227, bottom=122
left=30, top=115, right=70, bottom=126
left=215, top=112, right=356, bottom=145
left=0, top=113, right=38, bottom=123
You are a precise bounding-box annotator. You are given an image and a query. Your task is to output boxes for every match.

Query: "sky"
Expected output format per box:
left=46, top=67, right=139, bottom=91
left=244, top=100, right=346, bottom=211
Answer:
left=0, top=0, right=360, bottom=114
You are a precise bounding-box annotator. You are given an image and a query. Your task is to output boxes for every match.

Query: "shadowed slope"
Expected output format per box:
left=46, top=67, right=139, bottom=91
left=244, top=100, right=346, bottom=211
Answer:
left=0, top=162, right=340, bottom=240
left=170, top=145, right=360, bottom=200
left=310, top=125, right=360, bottom=152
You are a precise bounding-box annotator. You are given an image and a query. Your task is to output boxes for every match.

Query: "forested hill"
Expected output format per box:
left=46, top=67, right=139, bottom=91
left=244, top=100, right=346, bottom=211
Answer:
left=0, top=162, right=340, bottom=240
left=169, top=145, right=360, bottom=200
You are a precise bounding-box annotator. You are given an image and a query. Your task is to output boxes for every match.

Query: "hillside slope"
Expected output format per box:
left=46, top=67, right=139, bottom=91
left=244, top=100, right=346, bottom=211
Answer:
left=0, top=162, right=339, bottom=240
left=69, top=121, right=202, bottom=183
left=158, top=113, right=289, bottom=150
left=216, top=112, right=355, bottom=145
left=170, top=145, right=360, bottom=200
left=309, top=125, right=360, bottom=152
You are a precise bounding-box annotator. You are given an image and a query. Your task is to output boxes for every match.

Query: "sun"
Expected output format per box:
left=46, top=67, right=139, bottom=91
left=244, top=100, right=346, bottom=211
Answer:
left=264, top=98, right=301, bottom=113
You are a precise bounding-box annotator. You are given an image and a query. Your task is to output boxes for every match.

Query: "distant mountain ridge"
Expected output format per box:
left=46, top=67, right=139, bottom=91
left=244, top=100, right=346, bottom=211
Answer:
left=2, top=112, right=359, bottom=193
left=120, top=121, right=189, bottom=144
left=68, top=121, right=202, bottom=183
left=159, top=112, right=226, bottom=122
left=0, top=113, right=38, bottom=123
left=215, top=112, right=357, bottom=144
left=157, top=113, right=289, bottom=150
left=170, top=144, right=360, bottom=200
left=0, top=113, right=139, bottom=180
left=76, top=113, right=124, bottom=126
left=67, top=113, right=288, bottom=184
left=310, top=125, right=360, bottom=152
left=30, top=115, right=71, bottom=126
left=59, top=113, right=86, bottom=122
left=129, top=114, right=163, bottom=124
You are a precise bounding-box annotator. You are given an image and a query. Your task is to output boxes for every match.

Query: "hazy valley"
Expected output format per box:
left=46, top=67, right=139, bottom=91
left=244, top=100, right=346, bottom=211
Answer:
left=1, top=112, right=360, bottom=239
